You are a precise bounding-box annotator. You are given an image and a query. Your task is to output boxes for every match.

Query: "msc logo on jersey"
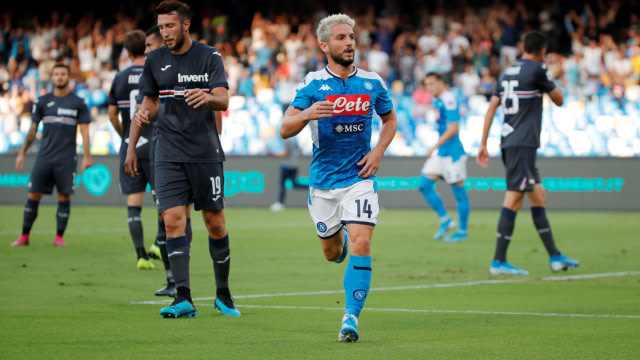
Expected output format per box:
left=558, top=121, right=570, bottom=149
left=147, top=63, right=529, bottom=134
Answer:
left=327, top=94, right=370, bottom=115
left=333, top=121, right=365, bottom=134
left=316, top=222, right=327, bottom=233
left=353, top=290, right=367, bottom=301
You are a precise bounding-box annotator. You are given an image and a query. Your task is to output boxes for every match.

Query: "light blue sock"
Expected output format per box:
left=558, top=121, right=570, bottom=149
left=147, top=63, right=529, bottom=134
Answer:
left=419, top=176, right=448, bottom=219
left=343, top=255, right=371, bottom=317
left=451, top=185, right=470, bottom=231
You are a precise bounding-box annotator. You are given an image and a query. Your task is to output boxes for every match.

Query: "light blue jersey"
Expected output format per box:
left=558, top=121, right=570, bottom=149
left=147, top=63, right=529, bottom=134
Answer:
left=433, top=90, right=466, bottom=161
left=290, top=67, right=393, bottom=189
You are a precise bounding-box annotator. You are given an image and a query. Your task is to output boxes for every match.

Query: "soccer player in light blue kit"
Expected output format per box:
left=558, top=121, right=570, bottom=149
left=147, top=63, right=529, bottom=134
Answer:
left=418, top=72, right=470, bottom=242
left=280, top=13, right=398, bottom=342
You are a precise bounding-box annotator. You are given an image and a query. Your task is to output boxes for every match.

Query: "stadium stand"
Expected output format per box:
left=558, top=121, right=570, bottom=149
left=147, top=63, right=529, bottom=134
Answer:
left=1, top=1, right=639, bottom=157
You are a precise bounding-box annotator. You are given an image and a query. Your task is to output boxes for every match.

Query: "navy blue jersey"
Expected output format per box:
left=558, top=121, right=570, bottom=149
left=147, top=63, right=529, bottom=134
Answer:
left=139, top=42, right=228, bottom=163
left=290, top=67, right=393, bottom=189
left=493, top=59, right=556, bottom=148
left=31, top=92, right=92, bottom=162
left=107, top=65, right=152, bottom=160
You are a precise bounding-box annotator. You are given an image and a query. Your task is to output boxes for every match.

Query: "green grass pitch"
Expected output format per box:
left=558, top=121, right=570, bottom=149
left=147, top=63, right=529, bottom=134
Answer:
left=0, top=205, right=638, bottom=359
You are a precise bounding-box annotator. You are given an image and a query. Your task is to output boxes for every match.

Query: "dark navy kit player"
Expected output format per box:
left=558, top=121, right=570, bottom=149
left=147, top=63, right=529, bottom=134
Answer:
left=13, top=63, right=93, bottom=247
left=107, top=29, right=156, bottom=270
left=125, top=0, right=239, bottom=318
left=477, top=31, right=580, bottom=275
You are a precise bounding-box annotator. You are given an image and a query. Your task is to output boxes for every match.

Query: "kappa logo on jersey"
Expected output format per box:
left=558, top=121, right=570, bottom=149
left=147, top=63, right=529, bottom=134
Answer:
left=326, top=94, right=371, bottom=115
left=47, top=101, right=55, bottom=107
left=161, top=64, right=171, bottom=71
left=319, top=84, right=332, bottom=91
left=333, top=121, right=365, bottom=134
left=212, top=51, right=221, bottom=57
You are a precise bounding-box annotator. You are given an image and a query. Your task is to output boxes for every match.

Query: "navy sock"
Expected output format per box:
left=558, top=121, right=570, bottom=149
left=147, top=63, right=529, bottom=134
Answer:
left=166, top=236, right=190, bottom=290
left=531, top=207, right=560, bottom=256
left=185, top=218, right=192, bottom=245
left=22, top=199, right=40, bottom=235
left=56, top=201, right=71, bottom=237
left=156, top=220, right=172, bottom=280
left=209, top=234, right=230, bottom=289
left=494, top=207, right=516, bottom=262
left=127, top=206, right=146, bottom=259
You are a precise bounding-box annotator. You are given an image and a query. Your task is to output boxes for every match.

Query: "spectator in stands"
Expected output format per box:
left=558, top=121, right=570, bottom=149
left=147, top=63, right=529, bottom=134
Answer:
left=456, top=62, right=481, bottom=99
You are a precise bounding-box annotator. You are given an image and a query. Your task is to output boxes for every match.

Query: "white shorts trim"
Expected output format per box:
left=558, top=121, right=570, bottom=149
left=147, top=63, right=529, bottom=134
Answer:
left=308, top=180, right=378, bottom=238
left=421, top=155, right=468, bottom=184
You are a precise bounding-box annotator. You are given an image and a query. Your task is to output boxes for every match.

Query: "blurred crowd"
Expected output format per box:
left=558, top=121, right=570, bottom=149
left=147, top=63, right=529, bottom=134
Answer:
left=1, top=1, right=640, bottom=156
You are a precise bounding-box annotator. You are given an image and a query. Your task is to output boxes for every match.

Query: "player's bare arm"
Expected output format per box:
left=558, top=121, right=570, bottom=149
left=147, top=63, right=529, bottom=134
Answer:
left=15, top=122, right=38, bottom=171
left=215, top=111, right=222, bottom=135
left=280, top=101, right=335, bottom=139
left=186, top=86, right=229, bottom=110
left=476, top=95, right=501, bottom=168
left=126, top=96, right=159, bottom=176
left=79, top=123, right=93, bottom=171
left=427, top=122, right=459, bottom=158
left=547, top=87, right=564, bottom=106
left=132, top=96, right=159, bottom=127
left=107, top=105, right=123, bottom=137
left=357, top=109, right=398, bottom=178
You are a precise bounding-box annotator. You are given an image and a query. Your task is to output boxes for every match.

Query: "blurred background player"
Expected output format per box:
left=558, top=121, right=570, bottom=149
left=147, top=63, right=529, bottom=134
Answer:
left=13, top=63, right=93, bottom=247
left=280, top=13, right=398, bottom=342
left=268, top=137, right=307, bottom=211
left=418, top=72, right=470, bottom=242
left=477, top=31, right=580, bottom=275
left=126, top=0, right=239, bottom=318
left=107, top=30, right=155, bottom=270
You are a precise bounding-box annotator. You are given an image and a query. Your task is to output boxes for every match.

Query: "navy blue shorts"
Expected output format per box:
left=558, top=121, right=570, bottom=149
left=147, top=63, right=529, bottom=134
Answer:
left=501, top=147, right=540, bottom=192
left=119, top=158, right=151, bottom=194
left=154, top=161, right=225, bottom=214
left=28, top=158, right=76, bottom=195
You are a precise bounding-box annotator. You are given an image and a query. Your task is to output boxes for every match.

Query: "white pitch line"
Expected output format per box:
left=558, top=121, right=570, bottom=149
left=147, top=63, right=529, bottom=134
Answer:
left=131, top=271, right=640, bottom=306
left=131, top=279, right=519, bottom=304
left=234, top=305, right=640, bottom=319
left=541, top=271, right=640, bottom=281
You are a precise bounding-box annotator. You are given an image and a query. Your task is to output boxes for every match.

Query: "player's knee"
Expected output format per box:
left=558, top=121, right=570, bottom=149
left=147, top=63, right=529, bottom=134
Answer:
left=323, top=248, right=341, bottom=262
left=203, top=213, right=226, bottom=237
left=419, top=176, right=435, bottom=193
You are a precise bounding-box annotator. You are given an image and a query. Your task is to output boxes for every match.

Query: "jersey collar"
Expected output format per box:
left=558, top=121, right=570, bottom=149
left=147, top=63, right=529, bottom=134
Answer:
left=324, top=65, right=358, bottom=79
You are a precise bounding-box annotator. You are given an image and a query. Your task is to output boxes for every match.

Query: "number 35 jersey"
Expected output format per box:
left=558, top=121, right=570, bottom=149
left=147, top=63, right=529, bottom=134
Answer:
left=290, top=66, right=393, bottom=189
left=494, top=59, right=556, bottom=149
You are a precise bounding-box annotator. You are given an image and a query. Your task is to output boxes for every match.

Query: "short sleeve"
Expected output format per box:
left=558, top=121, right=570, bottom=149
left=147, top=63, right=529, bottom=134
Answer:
left=290, top=74, right=313, bottom=110
left=536, top=63, right=556, bottom=93
left=208, top=49, right=229, bottom=89
left=140, top=54, right=158, bottom=97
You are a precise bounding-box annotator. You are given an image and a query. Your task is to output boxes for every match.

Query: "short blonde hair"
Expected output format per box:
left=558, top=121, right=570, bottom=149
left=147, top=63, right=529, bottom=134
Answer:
left=316, top=13, right=355, bottom=43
